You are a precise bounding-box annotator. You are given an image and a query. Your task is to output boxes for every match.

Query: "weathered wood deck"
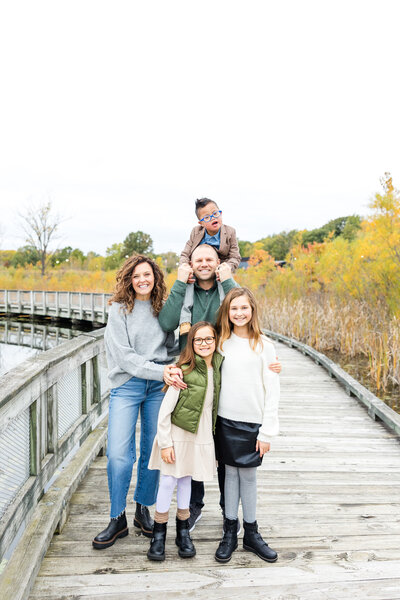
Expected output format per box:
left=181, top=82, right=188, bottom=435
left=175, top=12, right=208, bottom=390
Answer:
left=28, top=343, right=400, bottom=599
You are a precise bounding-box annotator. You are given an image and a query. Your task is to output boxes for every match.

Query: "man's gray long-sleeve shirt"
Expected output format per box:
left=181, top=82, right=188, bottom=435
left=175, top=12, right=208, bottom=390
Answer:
left=105, top=300, right=177, bottom=388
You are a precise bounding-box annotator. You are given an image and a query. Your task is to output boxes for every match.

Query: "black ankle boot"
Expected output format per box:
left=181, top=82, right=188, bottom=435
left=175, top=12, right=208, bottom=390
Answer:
left=92, top=512, right=129, bottom=549
left=175, top=518, right=196, bottom=558
left=147, top=522, right=167, bottom=561
left=215, top=518, right=238, bottom=563
left=134, top=502, right=154, bottom=538
left=243, top=520, right=278, bottom=562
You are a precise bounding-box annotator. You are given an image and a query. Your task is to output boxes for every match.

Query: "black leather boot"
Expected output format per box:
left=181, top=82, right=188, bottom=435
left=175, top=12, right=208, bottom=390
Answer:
left=134, top=502, right=154, bottom=538
left=92, top=512, right=129, bottom=549
left=147, top=522, right=167, bottom=561
left=175, top=518, right=196, bottom=558
left=243, top=520, right=278, bottom=562
left=215, top=517, right=238, bottom=563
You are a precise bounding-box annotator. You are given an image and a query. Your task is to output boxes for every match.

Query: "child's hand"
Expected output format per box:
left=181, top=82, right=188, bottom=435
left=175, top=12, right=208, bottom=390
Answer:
left=177, top=263, right=194, bottom=283
left=161, top=447, right=175, bottom=463
left=256, top=440, right=270, bottom=457
left=216, top=263, right=231, bottom=282
left=268, top=358, right=281, bottom=374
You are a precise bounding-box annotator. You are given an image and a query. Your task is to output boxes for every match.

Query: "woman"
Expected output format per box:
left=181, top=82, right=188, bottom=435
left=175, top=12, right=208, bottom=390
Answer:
left=92, top=255, right=179, bottom=549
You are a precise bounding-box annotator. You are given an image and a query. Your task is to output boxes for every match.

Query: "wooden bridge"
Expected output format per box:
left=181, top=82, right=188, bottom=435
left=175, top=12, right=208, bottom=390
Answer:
left=1, top=328, right=400, bottom=599
left=0, top=290, right=110, bottom=324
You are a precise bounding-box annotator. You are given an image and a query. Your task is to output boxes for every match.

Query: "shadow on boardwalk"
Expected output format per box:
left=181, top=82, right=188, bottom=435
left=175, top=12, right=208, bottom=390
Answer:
left=29, top=344, right=400, bottom=600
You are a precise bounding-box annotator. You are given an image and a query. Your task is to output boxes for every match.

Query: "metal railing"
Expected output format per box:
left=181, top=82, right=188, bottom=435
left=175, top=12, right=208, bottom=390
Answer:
left=0, top=328, right=110, bottom=561
left=0, top=290, right=111, bottom=324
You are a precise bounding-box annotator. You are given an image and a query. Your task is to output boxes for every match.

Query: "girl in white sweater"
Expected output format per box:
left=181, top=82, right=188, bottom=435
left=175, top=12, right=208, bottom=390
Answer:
left=214, top=287, right=280, bottom=564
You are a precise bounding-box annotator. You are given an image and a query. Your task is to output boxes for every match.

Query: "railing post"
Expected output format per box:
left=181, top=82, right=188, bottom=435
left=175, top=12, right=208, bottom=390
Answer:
left=18, top=290, right=21, bottom=312
left=67, top=291, right=71, bottom=319
left=91, top=293, right=95, bottom=322
left=30, top=290, right=34, bottom=315
left=79, top=293, right=83, bottom=320
left=55, top=291, right=59, bottom=317
left=92, top=355, right=101, bottom=403
left=102, top=294, right=106, bottom=323
left=5, top=289, right=9, bottom=313
left=81, top=363, right=88, bottom=414
left=29, top=401, right=40, bottom=476
left=42, top=290, right=45, bottom=316
left=47, top=385, right=58, bottom=454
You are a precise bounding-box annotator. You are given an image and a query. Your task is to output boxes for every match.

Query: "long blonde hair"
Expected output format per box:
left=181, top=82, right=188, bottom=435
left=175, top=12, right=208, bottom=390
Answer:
left=216, top=287, right=263, bottom=351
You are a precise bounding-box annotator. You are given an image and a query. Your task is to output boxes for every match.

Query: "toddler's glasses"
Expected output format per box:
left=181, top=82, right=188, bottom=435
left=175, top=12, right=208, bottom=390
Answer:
left=199, top=210, right=222, bottom=223
left=193, top=336, right=215, bottom=346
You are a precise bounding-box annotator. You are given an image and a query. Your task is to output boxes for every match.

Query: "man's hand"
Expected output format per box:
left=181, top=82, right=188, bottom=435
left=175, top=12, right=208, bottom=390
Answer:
left=161, top=446, right=175, bottom=463
left=268, top=358, right=281, bottom=374
left=216, top=262, right=231, bottom=282
left=177, top=263, right=193, bottom=283
left=256, top=440, right=270, bottom=457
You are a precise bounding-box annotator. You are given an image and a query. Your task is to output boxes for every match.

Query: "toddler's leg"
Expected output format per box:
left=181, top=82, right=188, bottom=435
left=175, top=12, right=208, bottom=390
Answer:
left=175, top=475, right=196, bottom=558
left=237, top=467, right=257, bottom=523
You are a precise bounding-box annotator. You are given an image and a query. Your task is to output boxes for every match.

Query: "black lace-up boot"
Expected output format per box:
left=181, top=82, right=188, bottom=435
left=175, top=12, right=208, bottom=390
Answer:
left=134, top=502, right=154, bottom=538
left=147, top=522, right=167, bottom=561
left=175, top=518, right=196, bottom=558
left=215, top=517, right=238, bottom=563
left=243, top=520, right=278, bottom=562
left=92, top=512, right=128, bottom=549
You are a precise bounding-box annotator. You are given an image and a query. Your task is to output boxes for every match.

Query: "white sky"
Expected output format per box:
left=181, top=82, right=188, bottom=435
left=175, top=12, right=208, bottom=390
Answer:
left=1, top=0, right=399, bottom=256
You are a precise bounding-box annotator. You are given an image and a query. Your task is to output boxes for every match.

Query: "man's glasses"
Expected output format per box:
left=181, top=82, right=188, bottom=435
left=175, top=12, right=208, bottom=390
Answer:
left=199, top=210, right=222, bottom=223
left=193, top=336, right=216, bottom=346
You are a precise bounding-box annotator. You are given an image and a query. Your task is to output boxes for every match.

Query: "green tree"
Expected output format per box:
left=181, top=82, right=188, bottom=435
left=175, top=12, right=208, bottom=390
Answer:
left=238, top=240, right=253, bottom=257
left=105, top=243, right=124, bottom=270
left=11, top=245, right=40, bottom=267
left=122, top=231, right=153, bottom=257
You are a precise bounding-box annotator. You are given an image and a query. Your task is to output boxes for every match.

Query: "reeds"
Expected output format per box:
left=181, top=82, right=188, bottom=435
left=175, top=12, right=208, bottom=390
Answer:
left=258, top=293, right=400, bottom=393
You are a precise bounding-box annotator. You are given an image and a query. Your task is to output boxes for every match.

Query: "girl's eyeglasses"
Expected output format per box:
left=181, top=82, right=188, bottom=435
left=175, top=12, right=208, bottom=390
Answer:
left=199, top=210, right=222, bottom=223
left=193, top=336, right=215, bottom=346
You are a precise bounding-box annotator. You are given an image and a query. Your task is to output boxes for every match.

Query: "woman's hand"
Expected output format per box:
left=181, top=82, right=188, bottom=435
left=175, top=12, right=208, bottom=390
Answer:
left=268, top=358, right=282, bottom=374
left=163, top=365, right=187, bottom=389
left=256, top=440, right=270, bottom=457
left=161, top=446, right=175, bottom=463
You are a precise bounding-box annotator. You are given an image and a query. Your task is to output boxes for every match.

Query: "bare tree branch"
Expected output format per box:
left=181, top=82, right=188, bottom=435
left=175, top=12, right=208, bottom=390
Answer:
left=18, top=200, right=63, bottom=276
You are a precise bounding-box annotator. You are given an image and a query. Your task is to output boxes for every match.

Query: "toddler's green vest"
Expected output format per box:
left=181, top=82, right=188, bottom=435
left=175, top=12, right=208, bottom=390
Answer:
left=171, top=351, right=224, bottom=434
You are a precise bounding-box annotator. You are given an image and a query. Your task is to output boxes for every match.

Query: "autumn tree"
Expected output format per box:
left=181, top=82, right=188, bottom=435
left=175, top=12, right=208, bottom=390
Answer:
left=19, top=201, right=62, bottom=276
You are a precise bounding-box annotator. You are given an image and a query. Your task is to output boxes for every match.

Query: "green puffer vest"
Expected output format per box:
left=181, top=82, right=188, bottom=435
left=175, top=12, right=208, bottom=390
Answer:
left=171, top=351, right=224, bottom=434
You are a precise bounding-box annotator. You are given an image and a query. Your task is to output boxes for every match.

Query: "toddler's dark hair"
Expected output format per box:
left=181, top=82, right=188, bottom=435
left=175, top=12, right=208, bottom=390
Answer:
left=195, top=198, right=219, bottom=218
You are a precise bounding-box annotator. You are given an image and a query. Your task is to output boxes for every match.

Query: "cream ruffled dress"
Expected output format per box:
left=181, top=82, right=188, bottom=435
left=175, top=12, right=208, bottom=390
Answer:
left=148, top=367, right=216, bottom=481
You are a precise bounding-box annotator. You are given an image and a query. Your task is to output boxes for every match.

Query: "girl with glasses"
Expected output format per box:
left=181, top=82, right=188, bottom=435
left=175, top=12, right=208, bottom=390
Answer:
left=147, top=320, right=223, bottom=561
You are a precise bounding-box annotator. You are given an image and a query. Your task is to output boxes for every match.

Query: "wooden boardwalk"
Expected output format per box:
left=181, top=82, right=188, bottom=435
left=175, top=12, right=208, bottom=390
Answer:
left=28, top=343, right=400, bottom=600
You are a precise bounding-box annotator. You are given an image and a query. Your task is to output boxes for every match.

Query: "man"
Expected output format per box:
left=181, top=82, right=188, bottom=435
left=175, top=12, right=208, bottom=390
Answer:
left=159, top=244, right=281, bottom=530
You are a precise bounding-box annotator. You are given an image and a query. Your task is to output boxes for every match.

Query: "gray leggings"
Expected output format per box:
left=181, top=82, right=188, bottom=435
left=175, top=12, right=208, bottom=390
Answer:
left=224, top=465, right=257, bottom=523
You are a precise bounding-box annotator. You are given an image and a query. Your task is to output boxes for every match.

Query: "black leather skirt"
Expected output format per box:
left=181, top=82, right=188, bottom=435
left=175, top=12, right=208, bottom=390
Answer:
left=215, top=416, right=263, bottom=468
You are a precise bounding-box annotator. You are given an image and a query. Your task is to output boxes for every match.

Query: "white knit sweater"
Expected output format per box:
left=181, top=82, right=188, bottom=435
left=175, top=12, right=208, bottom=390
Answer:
left=218, top=333, right=280, bottom=443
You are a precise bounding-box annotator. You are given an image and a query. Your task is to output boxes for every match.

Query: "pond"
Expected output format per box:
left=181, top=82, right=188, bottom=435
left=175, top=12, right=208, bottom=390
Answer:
left=0, top=315, right=100, bottom=377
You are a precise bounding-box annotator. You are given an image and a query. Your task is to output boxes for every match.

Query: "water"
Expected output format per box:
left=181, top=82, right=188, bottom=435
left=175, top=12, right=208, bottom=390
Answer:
left=0, top=315, right=98, bottom=377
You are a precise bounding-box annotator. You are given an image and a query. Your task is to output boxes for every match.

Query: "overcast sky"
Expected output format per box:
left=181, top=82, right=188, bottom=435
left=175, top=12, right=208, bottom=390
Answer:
left=1, top=0, right=399, bottom=256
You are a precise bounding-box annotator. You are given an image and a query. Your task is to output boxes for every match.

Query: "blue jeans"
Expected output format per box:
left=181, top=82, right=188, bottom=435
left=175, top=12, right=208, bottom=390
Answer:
left=107, top=376, right=164, bottom=518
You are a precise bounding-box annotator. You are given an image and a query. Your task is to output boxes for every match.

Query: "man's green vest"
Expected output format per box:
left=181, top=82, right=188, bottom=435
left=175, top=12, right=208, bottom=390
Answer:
left=171, top=351, right=224, bottom=434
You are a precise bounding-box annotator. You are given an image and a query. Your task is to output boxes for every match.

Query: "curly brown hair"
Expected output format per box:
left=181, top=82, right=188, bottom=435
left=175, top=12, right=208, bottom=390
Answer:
left=108, top=255, right=167, bottom=315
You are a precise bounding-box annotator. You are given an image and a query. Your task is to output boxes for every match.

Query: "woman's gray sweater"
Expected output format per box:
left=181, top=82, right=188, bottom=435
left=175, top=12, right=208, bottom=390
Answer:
left=105, top=300, right=177, bottom=388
